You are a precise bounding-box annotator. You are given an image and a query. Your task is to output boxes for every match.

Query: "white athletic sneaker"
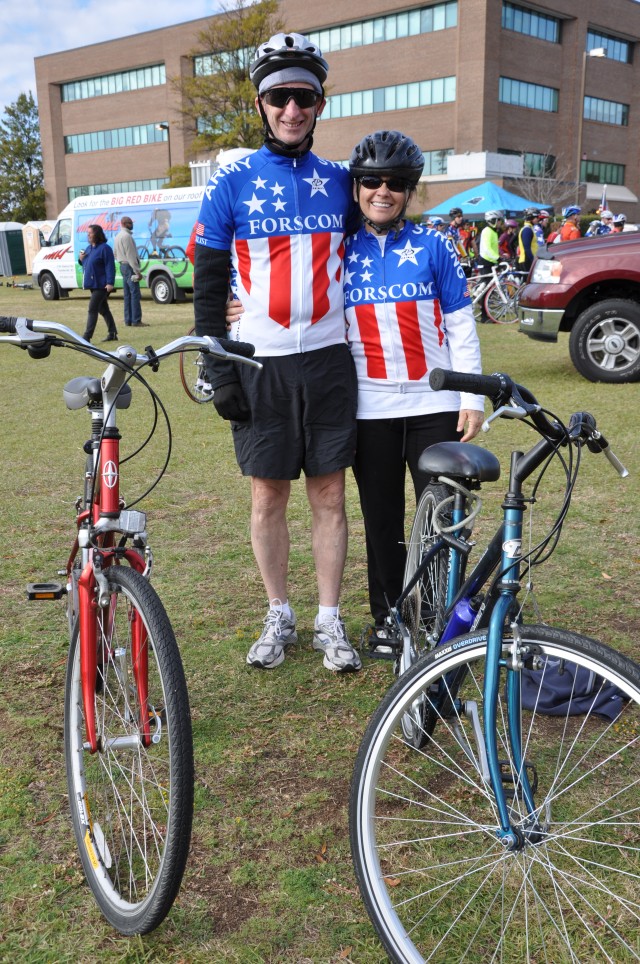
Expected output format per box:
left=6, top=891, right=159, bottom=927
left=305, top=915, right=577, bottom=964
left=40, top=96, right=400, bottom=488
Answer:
left=246, top=605, right=297, bottom=669
left=313, top=614, right=362, bottom=673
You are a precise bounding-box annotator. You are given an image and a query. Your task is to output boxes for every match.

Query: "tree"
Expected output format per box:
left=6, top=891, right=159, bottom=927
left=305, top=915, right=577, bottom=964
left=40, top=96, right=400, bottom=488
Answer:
left=173, top=0, right=284, bottom=153
left=0, top=93, right=45, bottom=222
left=514, top=151, right=579, bottom=212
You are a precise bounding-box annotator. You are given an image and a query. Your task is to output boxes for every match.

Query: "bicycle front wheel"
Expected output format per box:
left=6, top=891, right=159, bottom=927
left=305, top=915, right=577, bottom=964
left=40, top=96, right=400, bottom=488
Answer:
left=350, top=625, right=640, bottom=963
left=64, top=565, right=194, bottom=935
left=179, top=327, right=214, bottom=403
left=484, top=279, right=520, bottom=324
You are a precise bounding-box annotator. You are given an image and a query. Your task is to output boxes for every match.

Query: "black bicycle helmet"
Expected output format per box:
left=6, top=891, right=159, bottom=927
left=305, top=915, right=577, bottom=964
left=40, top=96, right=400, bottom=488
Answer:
left=349, top=131, right=424, bottom=186
left=524, top=208, right=540, bottom=220
left=250, top=33, right=328, bottom=91
left=449, top=207, right=463, bottom=218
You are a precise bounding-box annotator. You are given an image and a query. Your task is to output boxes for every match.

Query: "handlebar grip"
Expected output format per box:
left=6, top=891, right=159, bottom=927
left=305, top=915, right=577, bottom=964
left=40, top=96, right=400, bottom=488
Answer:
left=0, top=316, right=20, bottom=333
left=429, top=367, right=509, bottom=401
left=217, top=337, right=255, bottom=359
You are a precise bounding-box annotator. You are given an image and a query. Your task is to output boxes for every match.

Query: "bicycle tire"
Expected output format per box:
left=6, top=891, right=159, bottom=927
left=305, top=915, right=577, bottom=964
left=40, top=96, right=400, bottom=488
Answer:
left=162, top=246, right=189, bottom=279
left=136, top=246, right=150, bottom=272
left=485, top=279, right=520, bottom=324
left=350, top=624, right=640, bottom=963
left=399, top=484, right=452, bottom=746
left=64, top=565, right=194, bottom=935
left=179, top=326, right=214, bottom=403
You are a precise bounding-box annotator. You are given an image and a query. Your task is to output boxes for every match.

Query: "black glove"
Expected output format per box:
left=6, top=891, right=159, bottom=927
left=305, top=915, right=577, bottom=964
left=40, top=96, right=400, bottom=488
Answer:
left=213, top=382, right=250, bottom=422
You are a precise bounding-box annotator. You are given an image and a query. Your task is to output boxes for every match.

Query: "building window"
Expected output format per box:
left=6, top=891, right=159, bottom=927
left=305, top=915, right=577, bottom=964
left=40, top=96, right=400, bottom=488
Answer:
left=579, top=160, right=625, bottom=186
left=584, top=96, right=629, bottom=126
left=498, top=149, right=556, bottom=177
left=423, top=148, right=454, bottom=175
left=194, top=48, right=252, bottom=76
left=499, top=77, right=558, bottom=112
left=501, top=2, right=560, bottom=43
left=308, top=3, right=457, bottom=52
left=587, top=29, right=632, bottom=65
left=323, top=77, right=456, bottom=120
left=64, top=123, right=169, bottom=155
left=61, top=65, right=166, bottom=102
left=68, top=179, right=170, bottom=200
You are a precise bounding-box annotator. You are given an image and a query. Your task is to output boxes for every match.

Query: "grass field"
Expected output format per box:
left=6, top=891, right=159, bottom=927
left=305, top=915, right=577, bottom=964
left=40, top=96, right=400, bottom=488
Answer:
left=0, top=280, right=638, bottom=962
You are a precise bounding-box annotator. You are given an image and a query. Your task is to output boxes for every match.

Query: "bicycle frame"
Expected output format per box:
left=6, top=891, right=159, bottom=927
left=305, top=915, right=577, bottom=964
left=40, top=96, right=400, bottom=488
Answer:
left=391, top=432, right=589, bottom=847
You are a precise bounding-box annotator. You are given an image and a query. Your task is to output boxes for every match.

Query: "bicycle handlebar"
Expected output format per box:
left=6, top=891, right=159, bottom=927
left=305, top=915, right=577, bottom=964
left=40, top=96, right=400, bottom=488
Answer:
left=0, top=316, right=261, bottom=370
left=429, top=367, right=628, bottom=477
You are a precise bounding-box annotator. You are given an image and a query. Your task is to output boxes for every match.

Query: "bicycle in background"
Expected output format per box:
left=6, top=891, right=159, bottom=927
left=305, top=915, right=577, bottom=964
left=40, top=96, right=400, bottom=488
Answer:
left=351, top=367, right=637, bottom=962
left=0, top=316, right=260, bottom=935
left=466, top=261, right=528, bottom=324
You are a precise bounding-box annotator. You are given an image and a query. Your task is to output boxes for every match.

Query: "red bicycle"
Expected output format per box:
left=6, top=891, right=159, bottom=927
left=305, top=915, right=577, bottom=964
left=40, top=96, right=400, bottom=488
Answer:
left=0, top=316, right=260, bottom=935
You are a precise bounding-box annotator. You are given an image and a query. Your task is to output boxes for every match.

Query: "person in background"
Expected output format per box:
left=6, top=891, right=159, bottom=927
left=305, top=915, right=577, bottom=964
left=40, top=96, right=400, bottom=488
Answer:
left=194, top=33, right=361, bottom=674
left=429, top=215, right=447, bottom=234
left=113, top=216, right=146, bottom=328
left=517, top=209, right=539, bottom=273
left=612, top=213, right=627, bottom=233
left=499, top=218, right=519, bottom=262
left=79, top=224, right=117, bottom=343
left=461, top=218, right=478, bottom=259
left=585, top=219, right=602, bottom=238
left=596, top=209, right=614, bottom=235
left=345, top=130, right=484, bottom=644
left=534, top=209, right=550, bottom=245
left=477, top=210, right=504, bottom=321
left=555, top=206, right=581, bottom=242
left=546, top=220, right=562, bottom=243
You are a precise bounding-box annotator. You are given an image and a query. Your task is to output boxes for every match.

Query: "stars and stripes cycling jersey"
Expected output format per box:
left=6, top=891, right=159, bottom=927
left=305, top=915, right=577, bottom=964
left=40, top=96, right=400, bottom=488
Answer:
left=344, top=221, right=484, bottom=419
left=195, top=145, right=355, bottom=356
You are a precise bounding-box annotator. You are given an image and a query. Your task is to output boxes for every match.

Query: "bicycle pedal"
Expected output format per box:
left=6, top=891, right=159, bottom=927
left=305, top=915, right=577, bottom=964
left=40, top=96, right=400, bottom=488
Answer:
left=27, top=581, right=66, bottom=600
left=360, top=625, right=402, bottom=661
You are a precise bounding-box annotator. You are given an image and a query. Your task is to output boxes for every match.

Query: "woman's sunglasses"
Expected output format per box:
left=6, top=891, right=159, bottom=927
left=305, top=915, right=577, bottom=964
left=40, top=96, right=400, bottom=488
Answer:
left=261, top=88, right=321, bottom=109
left=358, top=175, right=410, bottom=193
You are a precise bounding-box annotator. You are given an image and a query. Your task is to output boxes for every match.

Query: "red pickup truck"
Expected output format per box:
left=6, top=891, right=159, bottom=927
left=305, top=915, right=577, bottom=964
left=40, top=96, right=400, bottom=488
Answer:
left=517, top=231, right=640, bottom=382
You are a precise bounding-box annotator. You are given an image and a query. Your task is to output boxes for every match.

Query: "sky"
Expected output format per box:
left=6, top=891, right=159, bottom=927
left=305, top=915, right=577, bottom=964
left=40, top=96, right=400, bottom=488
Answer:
left=0, top=0, right=230, bottom=113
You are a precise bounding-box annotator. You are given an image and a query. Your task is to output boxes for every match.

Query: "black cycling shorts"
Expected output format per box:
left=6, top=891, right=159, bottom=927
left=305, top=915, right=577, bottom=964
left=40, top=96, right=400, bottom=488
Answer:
left=230, top=343, right=358, bottom=480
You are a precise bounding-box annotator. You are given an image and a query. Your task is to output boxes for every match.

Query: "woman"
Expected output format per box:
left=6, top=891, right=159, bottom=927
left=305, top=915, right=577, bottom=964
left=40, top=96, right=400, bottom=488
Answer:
left=346, top=130, right=484, bottom=640
left=79, top=224, right=117, bottom=342
left=226, top=130, right=484, bottom=641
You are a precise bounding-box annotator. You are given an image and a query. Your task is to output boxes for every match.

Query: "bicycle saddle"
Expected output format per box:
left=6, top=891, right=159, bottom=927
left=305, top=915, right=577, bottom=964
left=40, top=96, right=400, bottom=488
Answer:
left=418, top=441, right=500, bottom=482
left=63, top=376, right=132, bottom=410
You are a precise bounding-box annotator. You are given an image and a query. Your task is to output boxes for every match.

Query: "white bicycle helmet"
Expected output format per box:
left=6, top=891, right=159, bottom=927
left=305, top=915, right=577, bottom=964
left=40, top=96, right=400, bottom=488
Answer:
left=485, top=210, right=504, bottom=226
left=250, top=33, right=328, bottom=92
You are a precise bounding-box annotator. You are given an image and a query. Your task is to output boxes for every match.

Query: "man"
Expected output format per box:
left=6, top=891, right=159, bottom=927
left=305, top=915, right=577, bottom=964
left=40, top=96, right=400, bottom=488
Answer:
left=446, top=207, right=467, bottom=259
left=193, top=33, right=361, bottom=673
left=517, top=208, right=539, bottom=273
left=477, top=210, right=504, bottom=321
left=113, top=216, right=146, bottom=327
left=557, top=206, right=581, bottom=242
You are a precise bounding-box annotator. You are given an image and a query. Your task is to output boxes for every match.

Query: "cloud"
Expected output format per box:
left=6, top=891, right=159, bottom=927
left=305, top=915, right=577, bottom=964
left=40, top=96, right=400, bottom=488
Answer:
left=0, top=0, right=221, bottom=112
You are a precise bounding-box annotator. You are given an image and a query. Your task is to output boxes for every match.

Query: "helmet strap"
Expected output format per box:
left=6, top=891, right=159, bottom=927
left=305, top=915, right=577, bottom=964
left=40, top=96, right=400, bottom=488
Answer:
left=357, top=183, right=410, bottom=236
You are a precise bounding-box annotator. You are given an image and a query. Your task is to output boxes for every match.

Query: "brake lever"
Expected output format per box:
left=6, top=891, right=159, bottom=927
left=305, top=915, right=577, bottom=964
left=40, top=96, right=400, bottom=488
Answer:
left=482, top=404, right=528, bottom=433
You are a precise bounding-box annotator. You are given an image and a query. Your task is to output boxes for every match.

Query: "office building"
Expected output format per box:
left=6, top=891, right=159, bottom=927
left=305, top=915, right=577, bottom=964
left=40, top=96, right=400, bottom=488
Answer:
left=35, top=0, right=640, bottom=219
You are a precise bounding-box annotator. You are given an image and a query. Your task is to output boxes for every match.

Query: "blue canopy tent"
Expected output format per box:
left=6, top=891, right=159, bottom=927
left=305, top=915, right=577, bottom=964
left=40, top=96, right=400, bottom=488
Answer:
left=425, top=181, right=542, bottom=219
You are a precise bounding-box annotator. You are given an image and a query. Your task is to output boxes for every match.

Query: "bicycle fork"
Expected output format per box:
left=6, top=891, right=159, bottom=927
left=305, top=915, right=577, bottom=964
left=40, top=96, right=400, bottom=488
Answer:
left=483, top=453, right=540, bottom=850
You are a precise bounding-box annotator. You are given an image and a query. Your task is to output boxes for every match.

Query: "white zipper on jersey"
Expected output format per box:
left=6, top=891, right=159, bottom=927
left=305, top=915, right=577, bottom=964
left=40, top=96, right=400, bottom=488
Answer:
left=290, top=157, right=304, bottom=353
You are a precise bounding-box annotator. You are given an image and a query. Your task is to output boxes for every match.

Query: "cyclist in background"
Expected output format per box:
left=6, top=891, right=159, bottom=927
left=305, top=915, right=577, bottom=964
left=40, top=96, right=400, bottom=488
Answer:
left=517, top=208, right=539, bottom=273
left=596, top=209, right=614, bottom=235
left=477, top=210, right=504, bottom=321
left=534, top=209, right=550, bottom=244
left=446, top=207, right=468, bottom=259
left=429, top=215, right=447, bottom=234
left=612, top=213, right=627, bottom=233
left=346, top=130, right=484, bottom=646
left=556, top=206, right=581, bottom=242
left=499, top=218, right=519, bottom=262
left=194, top=32, right=362, bottom=674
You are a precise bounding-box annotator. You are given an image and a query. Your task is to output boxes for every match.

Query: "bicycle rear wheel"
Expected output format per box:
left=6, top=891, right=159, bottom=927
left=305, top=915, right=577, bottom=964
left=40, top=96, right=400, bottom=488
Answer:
left=351, top=625, right=640, bottom=963
left=484, top=279, right=520, bottom=324
left=64, top=565, right=194, bottom=935
left=179, top=326, right=214, bottom=403
left=399, top=483, right=453, bottom=748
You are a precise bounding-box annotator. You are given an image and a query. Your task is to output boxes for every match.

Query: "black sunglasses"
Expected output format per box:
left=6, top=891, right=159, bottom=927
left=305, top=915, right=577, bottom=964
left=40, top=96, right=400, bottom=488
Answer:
left=359, top=175, right=410, bottom=193
left=261, top=87, right=321, bottom=109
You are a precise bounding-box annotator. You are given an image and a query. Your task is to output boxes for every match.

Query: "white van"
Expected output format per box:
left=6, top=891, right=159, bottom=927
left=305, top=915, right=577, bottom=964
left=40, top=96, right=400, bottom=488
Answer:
left=32, top=186, right=204, bottom=304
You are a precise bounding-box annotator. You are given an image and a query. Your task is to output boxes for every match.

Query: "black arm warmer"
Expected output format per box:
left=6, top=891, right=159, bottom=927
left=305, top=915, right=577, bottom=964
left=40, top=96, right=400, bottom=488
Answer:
left=193, top=244, right=238, bottom=390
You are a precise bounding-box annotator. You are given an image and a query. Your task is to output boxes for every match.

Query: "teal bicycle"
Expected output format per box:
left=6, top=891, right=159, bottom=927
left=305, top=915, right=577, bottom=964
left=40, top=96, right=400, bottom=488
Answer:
left=350, top=368, right=638, bottom=963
